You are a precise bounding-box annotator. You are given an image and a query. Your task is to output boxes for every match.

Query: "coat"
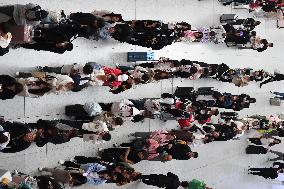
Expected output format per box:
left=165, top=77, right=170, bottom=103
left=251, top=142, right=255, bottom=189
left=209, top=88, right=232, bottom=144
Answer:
left=1, top=122, right=32, bottom=153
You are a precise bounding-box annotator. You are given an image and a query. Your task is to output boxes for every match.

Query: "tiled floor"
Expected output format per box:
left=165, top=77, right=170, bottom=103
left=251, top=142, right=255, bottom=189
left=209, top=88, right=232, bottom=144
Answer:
left=0, top=0, right=284, bottom=188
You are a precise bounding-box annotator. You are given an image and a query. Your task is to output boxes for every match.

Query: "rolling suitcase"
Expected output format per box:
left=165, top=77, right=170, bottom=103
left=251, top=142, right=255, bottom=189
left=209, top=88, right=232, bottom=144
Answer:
left=197, top=87, right=214, bottom=94
left=127, top=52, right=155, bottom=62
left=220, top=112, right=238, bottom=121
left=65, top=104, right=89, bottom=119
left=270, top=98, right=281, bottom=106
left=174, top=87, right=194, bottom=98
left=220, top=14, right=237, bottom=23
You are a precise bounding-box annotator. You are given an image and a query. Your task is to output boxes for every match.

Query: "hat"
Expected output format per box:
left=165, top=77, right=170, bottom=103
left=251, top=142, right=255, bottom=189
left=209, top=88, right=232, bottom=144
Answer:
left=117, top=74, right=129, bottom=81
left=132, top=107, right=140, bottom=116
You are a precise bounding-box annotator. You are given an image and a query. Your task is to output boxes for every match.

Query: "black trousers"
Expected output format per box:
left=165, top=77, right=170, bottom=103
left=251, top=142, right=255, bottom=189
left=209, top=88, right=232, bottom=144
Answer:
left=74, top=156, right=101, bottom=164
left=99, top=103, right=113, bottom=111
left=248, top=168, right=278, bottom=179
left=141, top=174, right=166, bottom=188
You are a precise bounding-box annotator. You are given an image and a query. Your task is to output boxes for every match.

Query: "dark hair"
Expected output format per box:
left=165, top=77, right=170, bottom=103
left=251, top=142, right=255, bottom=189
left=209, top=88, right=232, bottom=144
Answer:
left=114, top=117, right=124, bottom=125
left=0, top=132, right=8, bottom=143
left=35, top=10, right=48, bottom=20
left=70, top=173, right=87, bottom=186
left=249, top=98, right=256, bottom=103
left=132, top=114, right=145, bottom=123
left=98, top=169, right=114, bottom=177
left=65, top=43, right=73, bottom=51
left=96, top=18, right=106, bottom=28
left=138, top=150, right=148, bottom=159
left=181, top=181, right=189, bottom=187
left=14, top=82, right=24, bottom=94
left=250, top=31, right=256, bottom=36
left=204, top=135, right=214, bottom=143
left=83, top=65, right=94, bottom=74
left=108, top=74, right=116, bottom=82
left=190, top=66, right=198, bottom=74
left=255, top=21, right=261, bottom=25
left=141, top=73, right=150, bottom=83
left=195, top=32, right=203, bottom=40
left=102, top=132, right=112, bottom=141
left=201, top=68, right=209, bottom=77
left=103, top=13, right=123, bottom=22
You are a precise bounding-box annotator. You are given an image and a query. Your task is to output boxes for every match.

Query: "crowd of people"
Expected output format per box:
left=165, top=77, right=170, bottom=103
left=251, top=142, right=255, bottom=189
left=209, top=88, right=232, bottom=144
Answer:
left=0, top=1, right=283, bottom=189
left=1, top=106, right=283, bottom=188
left=0, top=3, right=274, bottom=55
left=1, top=57, right=284, bottom=100
left=221, top=0, right=284, bottom=13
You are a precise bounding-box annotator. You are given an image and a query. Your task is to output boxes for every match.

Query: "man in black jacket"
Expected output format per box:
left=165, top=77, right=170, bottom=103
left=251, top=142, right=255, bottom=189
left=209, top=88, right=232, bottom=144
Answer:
left=0, top=75, right=23, bottom=100
left=1, top=121, right=35, bottom=153
left=140, top=172, right=181, bottom=189
left=161, top=143, right=198, bottom=160
left=248, top=167, right=283, bottom=179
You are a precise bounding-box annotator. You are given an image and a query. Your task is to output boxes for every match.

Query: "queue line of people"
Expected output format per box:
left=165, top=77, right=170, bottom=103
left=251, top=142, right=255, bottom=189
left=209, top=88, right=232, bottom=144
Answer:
left=2, top=57, right=284, bottom=100
left=0, top=3, right=274, bottom=55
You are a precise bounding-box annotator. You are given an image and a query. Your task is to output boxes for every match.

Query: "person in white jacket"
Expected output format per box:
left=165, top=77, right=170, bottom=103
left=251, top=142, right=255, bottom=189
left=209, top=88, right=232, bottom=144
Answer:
left=81, top=120, right=111, bottom=144
left=110, top=99, right=140, bottom=118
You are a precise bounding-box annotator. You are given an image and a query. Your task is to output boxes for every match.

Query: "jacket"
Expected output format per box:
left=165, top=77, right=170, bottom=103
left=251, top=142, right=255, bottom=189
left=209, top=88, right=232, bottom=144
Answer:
left=1, top=122, right=32, bottom=153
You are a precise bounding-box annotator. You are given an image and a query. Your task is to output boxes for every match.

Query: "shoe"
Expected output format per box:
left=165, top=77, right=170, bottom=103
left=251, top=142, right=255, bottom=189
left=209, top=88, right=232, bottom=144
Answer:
left=38, top=167, right=43, bottom=172
left=69, top=157, right=75, bottom=162
left=58, top=160, right=65, bottom=165
left=113, top=143, right=118, bottom=147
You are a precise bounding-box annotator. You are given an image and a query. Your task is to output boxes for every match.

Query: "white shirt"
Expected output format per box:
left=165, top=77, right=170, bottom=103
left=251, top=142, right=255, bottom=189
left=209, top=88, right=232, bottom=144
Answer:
left=0, top=34, right=11, bottom=48
left=111, top=99, right=134, bottom=117
left=0, top=132, right=10, bottom=150
left=83, top=134, right=104, bottom=144
left=82, top=120, right=109, bottom=133
left=144, top=99, right=160, bottom=114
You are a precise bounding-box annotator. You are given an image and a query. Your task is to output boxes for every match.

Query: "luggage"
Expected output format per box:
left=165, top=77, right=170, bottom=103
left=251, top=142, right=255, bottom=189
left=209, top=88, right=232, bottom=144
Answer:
left=174, top=87, right=194, bottom=98
left=197, top=87, right=214, bottom=95
left=270, top=97, right=281, bottom=106
left=127, top=52, right=155, bottom=62
left=9, top=25, right=33, bottom=44
left=220, top=112, right=238, bottom=121
left=245, top=145, right=268, bottom=154
left=220, top=14, right=237, bottom=23
left=65, top=104, right=88, bottom=118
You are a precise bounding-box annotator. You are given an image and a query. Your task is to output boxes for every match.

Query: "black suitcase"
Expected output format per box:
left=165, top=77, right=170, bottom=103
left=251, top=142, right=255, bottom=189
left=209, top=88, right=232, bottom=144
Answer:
left=196, top=87, right=214, bottom=95
left=174, top=87, right=194, bottom=98
left=65, top=104, right=88, bottom=119
left=220, top=14, right=237, bottom=23
left=245, top=145, right=268, bottom=154
left=220, top=112, right=238, bottom=121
